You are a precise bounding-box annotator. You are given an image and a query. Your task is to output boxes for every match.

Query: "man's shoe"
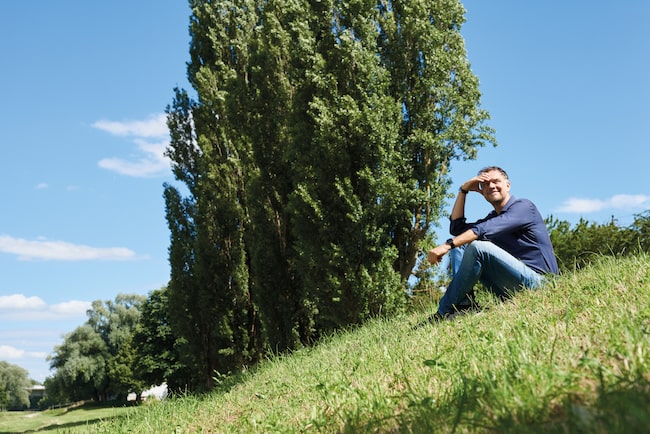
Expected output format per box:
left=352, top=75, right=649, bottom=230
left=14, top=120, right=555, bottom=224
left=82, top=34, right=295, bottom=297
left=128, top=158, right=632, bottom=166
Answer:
left=447, top=303, right=482, bottom=320
left=455, top=302, right=481, bottom=313
left=412, top=312, right=450, bottom=329
left=428, top=312, right=449, bottom=322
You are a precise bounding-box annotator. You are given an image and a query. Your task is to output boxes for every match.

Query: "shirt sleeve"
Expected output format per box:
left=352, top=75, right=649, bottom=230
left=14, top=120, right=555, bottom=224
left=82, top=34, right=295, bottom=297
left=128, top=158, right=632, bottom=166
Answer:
left=449, top=198, right=534, bottom=240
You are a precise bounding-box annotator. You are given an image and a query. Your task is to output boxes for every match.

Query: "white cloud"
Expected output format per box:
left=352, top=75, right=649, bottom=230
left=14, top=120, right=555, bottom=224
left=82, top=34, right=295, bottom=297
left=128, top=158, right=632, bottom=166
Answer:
left=92, top=113, right=171, bottom=178
left=98, top=139, right=170, bottom=177
left=556, top=194, right=650, bottom=213
left=0, top=235, right=136, bottom=261
left=608, top=194, right=650, bottom=209
left=0, top=294, right=46, bottom=310
left=0, top=294, right=91, bottom=322
left=556, top=198, right=605, bottom=213
left=35, top=182, right=48, bottom=189
left=0, top=345, right=48, bottom=360
left=92, top=113, right=168, bottom=138
left=49, top=300, right=92, bottom=316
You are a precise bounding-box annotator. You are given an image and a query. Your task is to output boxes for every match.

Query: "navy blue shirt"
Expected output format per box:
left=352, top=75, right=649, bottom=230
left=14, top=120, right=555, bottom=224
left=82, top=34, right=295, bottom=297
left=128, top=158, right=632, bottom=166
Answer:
left=450, top=196, right=559, bottom=274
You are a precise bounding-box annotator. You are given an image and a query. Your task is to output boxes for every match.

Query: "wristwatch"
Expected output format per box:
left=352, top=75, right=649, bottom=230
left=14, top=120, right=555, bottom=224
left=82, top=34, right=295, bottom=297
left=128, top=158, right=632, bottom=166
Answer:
left=446, top=238, right=455, bottom=249
left=459, top=186, right=469, bottom=194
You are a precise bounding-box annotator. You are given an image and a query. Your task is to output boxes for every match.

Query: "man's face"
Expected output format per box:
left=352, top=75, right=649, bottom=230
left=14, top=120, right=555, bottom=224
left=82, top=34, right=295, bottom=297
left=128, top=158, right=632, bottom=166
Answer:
left=479, top=170, right=510, bottom=205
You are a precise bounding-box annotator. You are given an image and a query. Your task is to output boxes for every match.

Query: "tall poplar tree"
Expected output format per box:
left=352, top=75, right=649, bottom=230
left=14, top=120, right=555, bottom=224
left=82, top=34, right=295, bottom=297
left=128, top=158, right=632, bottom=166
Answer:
left=164, top=0, right=494, bottom=386
left=165, top=84, right=253, bottom=389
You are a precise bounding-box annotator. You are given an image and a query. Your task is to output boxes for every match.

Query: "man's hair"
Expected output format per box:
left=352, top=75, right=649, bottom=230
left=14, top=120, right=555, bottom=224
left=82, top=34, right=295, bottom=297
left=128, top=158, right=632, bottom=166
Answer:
left=478, top=166, right=509, bottom=179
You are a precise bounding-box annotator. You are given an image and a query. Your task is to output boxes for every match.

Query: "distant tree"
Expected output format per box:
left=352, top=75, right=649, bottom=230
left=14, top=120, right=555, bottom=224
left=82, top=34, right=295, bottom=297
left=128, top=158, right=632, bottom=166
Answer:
left=629, top=210, right=650, bottom=251
left=46, top=324, right=109, bottom=402
left=106, top=334, right=142, bottom=399
left=86, top=294, right=143, bottom=354
left=132, top=287, right=194, bottom=392
left=46, top=294, right=144, bottom=402
left=0, top=361, right=30, bottom=410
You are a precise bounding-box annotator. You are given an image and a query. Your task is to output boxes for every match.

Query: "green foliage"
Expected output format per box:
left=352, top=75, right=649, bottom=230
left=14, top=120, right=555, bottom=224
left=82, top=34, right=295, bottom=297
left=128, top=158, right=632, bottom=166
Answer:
left=132, top=287, right=195, bottom=392
left=87, top=294, right=144, bottom=356
left=164, top=0, right=493, bottom=388
left=0, top=361, right=30, bottom=410
left=547, top=211, right=650, bottom=271
left=164, top=100, right=252, bottom=390
left=106, top=334, right=142, bottom=399
left=46, top=294, right=145, bottom=403
left=46, top=324, right=110, bottom=402
left=629, top=210, right=650, bottom=250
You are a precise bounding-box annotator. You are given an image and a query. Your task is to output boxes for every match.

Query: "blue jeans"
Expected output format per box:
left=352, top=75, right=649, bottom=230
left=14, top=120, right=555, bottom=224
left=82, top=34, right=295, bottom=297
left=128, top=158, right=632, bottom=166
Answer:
left=448, top=245, right=464, bottom=278
left=438, top=240, right=544, bottom=315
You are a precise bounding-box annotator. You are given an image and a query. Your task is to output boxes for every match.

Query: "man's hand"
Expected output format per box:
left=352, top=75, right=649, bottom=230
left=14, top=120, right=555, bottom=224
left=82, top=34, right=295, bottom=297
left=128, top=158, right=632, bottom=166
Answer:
left=462, top=172, right=493, bottom=193
left=428, top=244, right=451, bottom=265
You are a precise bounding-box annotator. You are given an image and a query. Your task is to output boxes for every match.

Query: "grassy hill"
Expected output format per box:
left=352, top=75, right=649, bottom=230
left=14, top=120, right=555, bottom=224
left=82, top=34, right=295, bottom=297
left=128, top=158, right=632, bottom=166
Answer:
left=38, top=254, right=650, bottom=432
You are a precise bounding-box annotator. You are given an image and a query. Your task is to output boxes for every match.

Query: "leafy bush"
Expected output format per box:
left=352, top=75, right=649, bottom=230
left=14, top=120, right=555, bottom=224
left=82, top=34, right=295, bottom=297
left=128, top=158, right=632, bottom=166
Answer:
left=547, top=211, right=650, bottom=271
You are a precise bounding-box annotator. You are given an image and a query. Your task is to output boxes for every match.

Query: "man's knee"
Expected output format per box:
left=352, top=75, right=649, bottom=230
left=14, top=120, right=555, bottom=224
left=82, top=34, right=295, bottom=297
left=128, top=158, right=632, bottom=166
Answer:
left=464, top=240, right=492, bottom=256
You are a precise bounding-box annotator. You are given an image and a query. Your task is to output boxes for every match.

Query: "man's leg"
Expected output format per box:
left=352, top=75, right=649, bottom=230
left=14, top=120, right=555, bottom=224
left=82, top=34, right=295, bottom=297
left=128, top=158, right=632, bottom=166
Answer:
left=437, top=240, right=543, bottom=315
left=448, top=246, right=465, bottom=277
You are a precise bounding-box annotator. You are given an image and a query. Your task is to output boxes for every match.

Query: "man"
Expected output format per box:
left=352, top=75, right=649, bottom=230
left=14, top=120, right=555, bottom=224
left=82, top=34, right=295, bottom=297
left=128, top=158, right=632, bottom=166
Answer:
left=427, top=166, right=559, bottom=321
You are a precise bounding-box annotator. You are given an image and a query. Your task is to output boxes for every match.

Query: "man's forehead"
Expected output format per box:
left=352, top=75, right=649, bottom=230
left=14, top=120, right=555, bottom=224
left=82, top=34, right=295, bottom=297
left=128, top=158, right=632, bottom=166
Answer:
left=483, top=170, right=505, bottom=180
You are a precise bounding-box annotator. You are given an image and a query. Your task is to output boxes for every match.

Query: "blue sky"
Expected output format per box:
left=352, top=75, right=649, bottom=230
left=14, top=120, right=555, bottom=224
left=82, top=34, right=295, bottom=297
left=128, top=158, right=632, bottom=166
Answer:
left=1, top=1, right=648, bottom=383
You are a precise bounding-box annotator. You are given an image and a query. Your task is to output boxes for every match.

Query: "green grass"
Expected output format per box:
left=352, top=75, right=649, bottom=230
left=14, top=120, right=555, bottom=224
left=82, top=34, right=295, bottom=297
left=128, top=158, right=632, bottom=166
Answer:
left=0, top=402, right=134, bottom=433
left=10, top=254, right=650, bottom=433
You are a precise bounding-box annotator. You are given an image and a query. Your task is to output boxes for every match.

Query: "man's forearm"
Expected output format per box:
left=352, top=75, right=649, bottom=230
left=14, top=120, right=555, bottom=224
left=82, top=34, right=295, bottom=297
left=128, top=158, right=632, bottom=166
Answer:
left=451, top=187, right=468, bottom=220
left=449, top=229, right=478, bottom=248
left=428, top=228, right=478, bottom=265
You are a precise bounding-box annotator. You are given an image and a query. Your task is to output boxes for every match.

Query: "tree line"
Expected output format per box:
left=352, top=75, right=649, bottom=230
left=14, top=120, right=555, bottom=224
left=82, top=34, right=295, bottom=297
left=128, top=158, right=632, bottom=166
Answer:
left=25, top=211, right=646, bottom=406
left=547, top=211, right=650, bottom=271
